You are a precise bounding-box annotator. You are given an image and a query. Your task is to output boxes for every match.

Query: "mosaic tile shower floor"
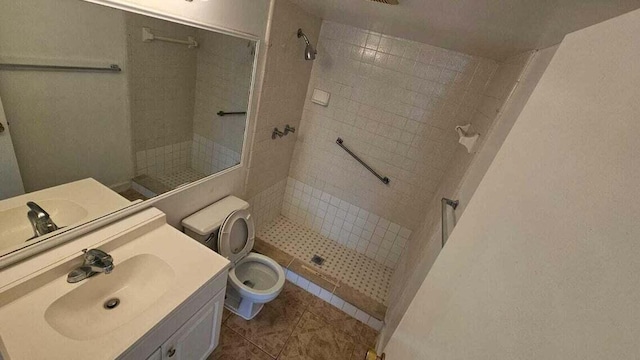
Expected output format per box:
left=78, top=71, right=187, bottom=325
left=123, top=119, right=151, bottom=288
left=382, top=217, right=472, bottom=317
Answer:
left=258, top=216, right=393, bottom=305
left=156, top=167, right=207, bottom=190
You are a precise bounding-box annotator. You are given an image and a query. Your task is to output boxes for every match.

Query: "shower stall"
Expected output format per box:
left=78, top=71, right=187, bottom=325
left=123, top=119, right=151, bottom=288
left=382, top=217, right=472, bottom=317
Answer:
left=247, top=8, right=528, bottom=329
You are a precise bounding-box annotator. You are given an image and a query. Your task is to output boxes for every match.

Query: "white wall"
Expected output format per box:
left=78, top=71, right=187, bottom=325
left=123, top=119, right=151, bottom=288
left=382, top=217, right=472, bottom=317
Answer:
left=384, top=7, right=640, bottom=358
left=245, top=0, right=321, bottom=228
left=0, top=0, right=133, bottom=192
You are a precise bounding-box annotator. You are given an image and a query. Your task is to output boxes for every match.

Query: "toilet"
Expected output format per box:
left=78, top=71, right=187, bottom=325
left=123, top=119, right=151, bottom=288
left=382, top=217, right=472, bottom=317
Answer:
left=181, top=196, right=285, bottom=320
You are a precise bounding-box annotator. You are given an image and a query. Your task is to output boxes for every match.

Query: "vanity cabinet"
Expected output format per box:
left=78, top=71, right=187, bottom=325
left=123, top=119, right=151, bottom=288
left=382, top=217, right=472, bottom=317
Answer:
left=120, top=271, right=227, bottom=360
left=159, top=290, right=223, bottom=360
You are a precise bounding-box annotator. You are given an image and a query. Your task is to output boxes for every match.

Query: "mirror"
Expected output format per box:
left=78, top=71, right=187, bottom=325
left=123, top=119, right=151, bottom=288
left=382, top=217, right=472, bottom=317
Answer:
left=0, top=0, right=256, bottom=258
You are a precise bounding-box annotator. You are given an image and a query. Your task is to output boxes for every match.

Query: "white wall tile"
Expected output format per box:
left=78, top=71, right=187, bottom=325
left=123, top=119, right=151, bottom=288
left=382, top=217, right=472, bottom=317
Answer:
left=295, top=275, right=310, bottom=290
left=341, top=302, right=358, bottom=317
left=282, top=177, right=410, bottom=268
left=288, top=20, right=498, bottom=232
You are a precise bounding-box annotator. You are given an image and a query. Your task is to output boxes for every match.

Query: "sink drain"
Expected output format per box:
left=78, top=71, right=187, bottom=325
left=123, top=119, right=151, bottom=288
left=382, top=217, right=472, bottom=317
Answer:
left=104, top=298, right=120, bottom=310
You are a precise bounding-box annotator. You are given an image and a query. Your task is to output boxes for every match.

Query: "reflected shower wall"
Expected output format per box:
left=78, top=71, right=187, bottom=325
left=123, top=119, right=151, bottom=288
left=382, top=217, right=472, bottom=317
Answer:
left=125, top=13, right=253, bottom=194
left=191, top=30, right=253, bottom=175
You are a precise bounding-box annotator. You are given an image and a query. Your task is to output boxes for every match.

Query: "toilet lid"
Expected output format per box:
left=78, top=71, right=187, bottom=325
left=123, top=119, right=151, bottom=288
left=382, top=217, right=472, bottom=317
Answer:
left=217, top=209, right=255, bottom=264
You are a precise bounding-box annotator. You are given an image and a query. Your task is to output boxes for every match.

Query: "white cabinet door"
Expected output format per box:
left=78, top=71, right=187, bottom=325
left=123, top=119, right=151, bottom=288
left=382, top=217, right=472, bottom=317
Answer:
left=146, top=347, right=162, bottom=360
left=161, top=290, right=224, bottom=360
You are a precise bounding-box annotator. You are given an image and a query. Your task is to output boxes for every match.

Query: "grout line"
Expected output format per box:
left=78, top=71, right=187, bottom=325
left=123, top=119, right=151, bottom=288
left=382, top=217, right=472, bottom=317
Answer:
left=274, top=292, right=312, bottom=359
left=222, top=323, right=276, bottom=359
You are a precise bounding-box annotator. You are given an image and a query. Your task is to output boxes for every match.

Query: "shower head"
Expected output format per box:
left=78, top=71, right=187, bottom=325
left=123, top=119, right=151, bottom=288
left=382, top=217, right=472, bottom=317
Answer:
left=297, top=28, right=317, bottom=61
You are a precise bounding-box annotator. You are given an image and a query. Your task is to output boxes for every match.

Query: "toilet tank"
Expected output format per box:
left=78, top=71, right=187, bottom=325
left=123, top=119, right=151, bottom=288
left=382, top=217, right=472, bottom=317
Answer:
left=181, top=196, right=250, bottom=244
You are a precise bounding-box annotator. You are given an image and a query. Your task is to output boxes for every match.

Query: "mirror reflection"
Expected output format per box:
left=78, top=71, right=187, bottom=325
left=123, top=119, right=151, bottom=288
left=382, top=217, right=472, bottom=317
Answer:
left=0, top=0, right=255, bottom=256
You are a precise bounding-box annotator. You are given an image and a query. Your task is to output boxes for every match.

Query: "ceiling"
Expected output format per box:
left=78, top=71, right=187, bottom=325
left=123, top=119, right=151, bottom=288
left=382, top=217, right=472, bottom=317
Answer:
left=287, top=0, right=640, bottom=60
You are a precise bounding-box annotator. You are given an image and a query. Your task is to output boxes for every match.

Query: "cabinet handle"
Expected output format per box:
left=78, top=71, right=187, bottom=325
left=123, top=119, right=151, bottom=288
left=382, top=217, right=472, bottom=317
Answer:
left=167, top=347, right=176, bottom=357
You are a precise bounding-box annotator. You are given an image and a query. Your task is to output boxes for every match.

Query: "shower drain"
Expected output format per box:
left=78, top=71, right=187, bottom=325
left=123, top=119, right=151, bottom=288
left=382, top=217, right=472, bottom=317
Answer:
left=311, top=255, right=325, bottom=266
left=104, top=298, right=120, bottom=310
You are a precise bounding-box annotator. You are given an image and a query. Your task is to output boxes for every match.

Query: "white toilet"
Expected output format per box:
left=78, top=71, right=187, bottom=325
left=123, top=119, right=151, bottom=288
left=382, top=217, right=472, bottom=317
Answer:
left=182, top=196, right=285, bottom=320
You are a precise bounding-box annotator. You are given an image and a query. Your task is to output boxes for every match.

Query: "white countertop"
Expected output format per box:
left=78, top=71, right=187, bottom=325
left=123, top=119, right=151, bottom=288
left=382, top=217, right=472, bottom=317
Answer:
left=0, top=208, right=229, bottom=360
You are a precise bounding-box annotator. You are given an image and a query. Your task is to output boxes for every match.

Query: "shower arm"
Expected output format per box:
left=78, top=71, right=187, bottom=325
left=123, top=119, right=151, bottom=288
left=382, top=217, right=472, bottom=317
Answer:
left=297, top=29, right=311, bottom=45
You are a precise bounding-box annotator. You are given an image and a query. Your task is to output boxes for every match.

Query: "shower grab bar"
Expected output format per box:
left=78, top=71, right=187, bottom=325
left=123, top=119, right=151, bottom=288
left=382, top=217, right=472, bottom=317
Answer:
left=0, top=63, right=121, bottom=73
left=336, top=137, right=390, bottom=185
left=217, top=111, right=247, bottom=116
left=441, top=198, right=459, bottom=248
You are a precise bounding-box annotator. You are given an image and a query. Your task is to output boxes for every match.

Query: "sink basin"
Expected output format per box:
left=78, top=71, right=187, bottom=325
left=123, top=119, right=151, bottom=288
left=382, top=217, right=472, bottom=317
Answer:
left=0, top=208, right=230, bottom=360
left=45, top=254, right=175, bottom=340
left=0, top=199, right=88, bottom=246
left=0, top=178, right=133, bottom=256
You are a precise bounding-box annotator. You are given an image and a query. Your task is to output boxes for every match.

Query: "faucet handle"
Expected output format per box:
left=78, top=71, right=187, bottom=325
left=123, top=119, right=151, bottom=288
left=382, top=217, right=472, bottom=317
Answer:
left=83, top=248, right=112, bottom=263
left=83, top=248, right=114, bottom=274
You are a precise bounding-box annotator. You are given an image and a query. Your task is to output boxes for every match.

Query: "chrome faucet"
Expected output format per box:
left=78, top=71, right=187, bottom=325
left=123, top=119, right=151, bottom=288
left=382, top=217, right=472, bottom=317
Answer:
left=26, top=201, right=59, bottom=239
left=67, top=249, right=115, bottom=283
left=272, top=127, right=285, bottom=139
left=284, top=124, right=296, bottom=135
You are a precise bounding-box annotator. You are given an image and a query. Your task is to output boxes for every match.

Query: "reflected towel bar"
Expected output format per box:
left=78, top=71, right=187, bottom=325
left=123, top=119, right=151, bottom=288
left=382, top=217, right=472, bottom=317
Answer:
left=441, top=198, right=459, bottom=248
left=0, top=63, right=121, bottom=73
left=217, top=111, right=247, bottom=116
left=336, top=137, right=390, bottom=185
left=142, top=27, right=198, bottom=48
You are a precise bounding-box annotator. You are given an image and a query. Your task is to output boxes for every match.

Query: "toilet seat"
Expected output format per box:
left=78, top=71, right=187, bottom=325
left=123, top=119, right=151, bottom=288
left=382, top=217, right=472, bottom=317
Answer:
left=228, top=253, right=285, bottom=303
left=219, top=209, right=285, bottom=302
left=217, top=209, right=255, bottom=264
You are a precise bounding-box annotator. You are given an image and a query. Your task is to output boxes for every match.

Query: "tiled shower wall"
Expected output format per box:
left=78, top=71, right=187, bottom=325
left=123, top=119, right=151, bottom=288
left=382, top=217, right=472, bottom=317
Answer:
left=288, top=21, right=499, bottom=232
left=193, top=30, right=253, bottom=157
left=282, top=177, right=411, bottom=269
left=126, top=13, right=196, bottom=157
left=382, top=49, right=543, bottom=347
left=246, top=0, right=321, bottom=225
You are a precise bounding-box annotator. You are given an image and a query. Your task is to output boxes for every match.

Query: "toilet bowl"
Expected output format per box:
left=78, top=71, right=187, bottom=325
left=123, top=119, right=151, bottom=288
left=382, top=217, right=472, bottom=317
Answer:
left=182, top=196, right=285, bottom=320
left=229, top=253, right=285, bottom=303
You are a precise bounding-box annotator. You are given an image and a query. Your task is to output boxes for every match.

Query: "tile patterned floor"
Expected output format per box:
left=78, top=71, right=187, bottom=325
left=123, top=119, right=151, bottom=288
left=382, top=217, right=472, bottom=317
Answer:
left=258, top=216, right=393, bottom=305
left=156, top=167, right=207, bottom=190
left=118, top=188, right=148, bottom=202
left=209, top=281, right=377, bottom=360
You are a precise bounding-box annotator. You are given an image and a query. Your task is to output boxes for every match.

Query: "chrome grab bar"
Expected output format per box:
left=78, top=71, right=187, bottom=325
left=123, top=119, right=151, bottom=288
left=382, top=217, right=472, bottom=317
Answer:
left=217, top=111, right=247, bottom=116
left=441, top=198, right=459, bottom=247
left=336, top=138, right=390, bottom=185
left=0, top=63, right=121, bottom=73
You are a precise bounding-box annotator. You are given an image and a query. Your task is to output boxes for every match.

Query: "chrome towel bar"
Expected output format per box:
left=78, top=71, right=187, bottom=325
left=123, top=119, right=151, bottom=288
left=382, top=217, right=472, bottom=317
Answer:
left=441, top=198, right=459, bottom=248
left=336, top=137, right=390, bottom=185
left=0, top=63, right=121, bottom=73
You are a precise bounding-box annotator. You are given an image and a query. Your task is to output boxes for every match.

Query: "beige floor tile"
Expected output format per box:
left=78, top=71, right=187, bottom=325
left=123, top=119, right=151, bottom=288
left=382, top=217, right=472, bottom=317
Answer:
left=225, top=282, right=313, bottom=357
left=350, top=342, right=371, bottom=360
left=208, top=325, right=274, bottom=360
left=306, top=298, right=378, bottom=347
left=278, top=311, right=355, bottom=360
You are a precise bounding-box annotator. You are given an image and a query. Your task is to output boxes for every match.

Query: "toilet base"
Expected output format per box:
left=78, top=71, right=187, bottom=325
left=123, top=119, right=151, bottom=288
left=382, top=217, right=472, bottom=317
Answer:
left=224, top=284, right=265, bottom=320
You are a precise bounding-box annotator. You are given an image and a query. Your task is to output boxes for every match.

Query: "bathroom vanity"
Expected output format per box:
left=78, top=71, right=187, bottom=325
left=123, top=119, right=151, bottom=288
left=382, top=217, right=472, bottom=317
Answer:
left=0, top=208, right=230, bottom=360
